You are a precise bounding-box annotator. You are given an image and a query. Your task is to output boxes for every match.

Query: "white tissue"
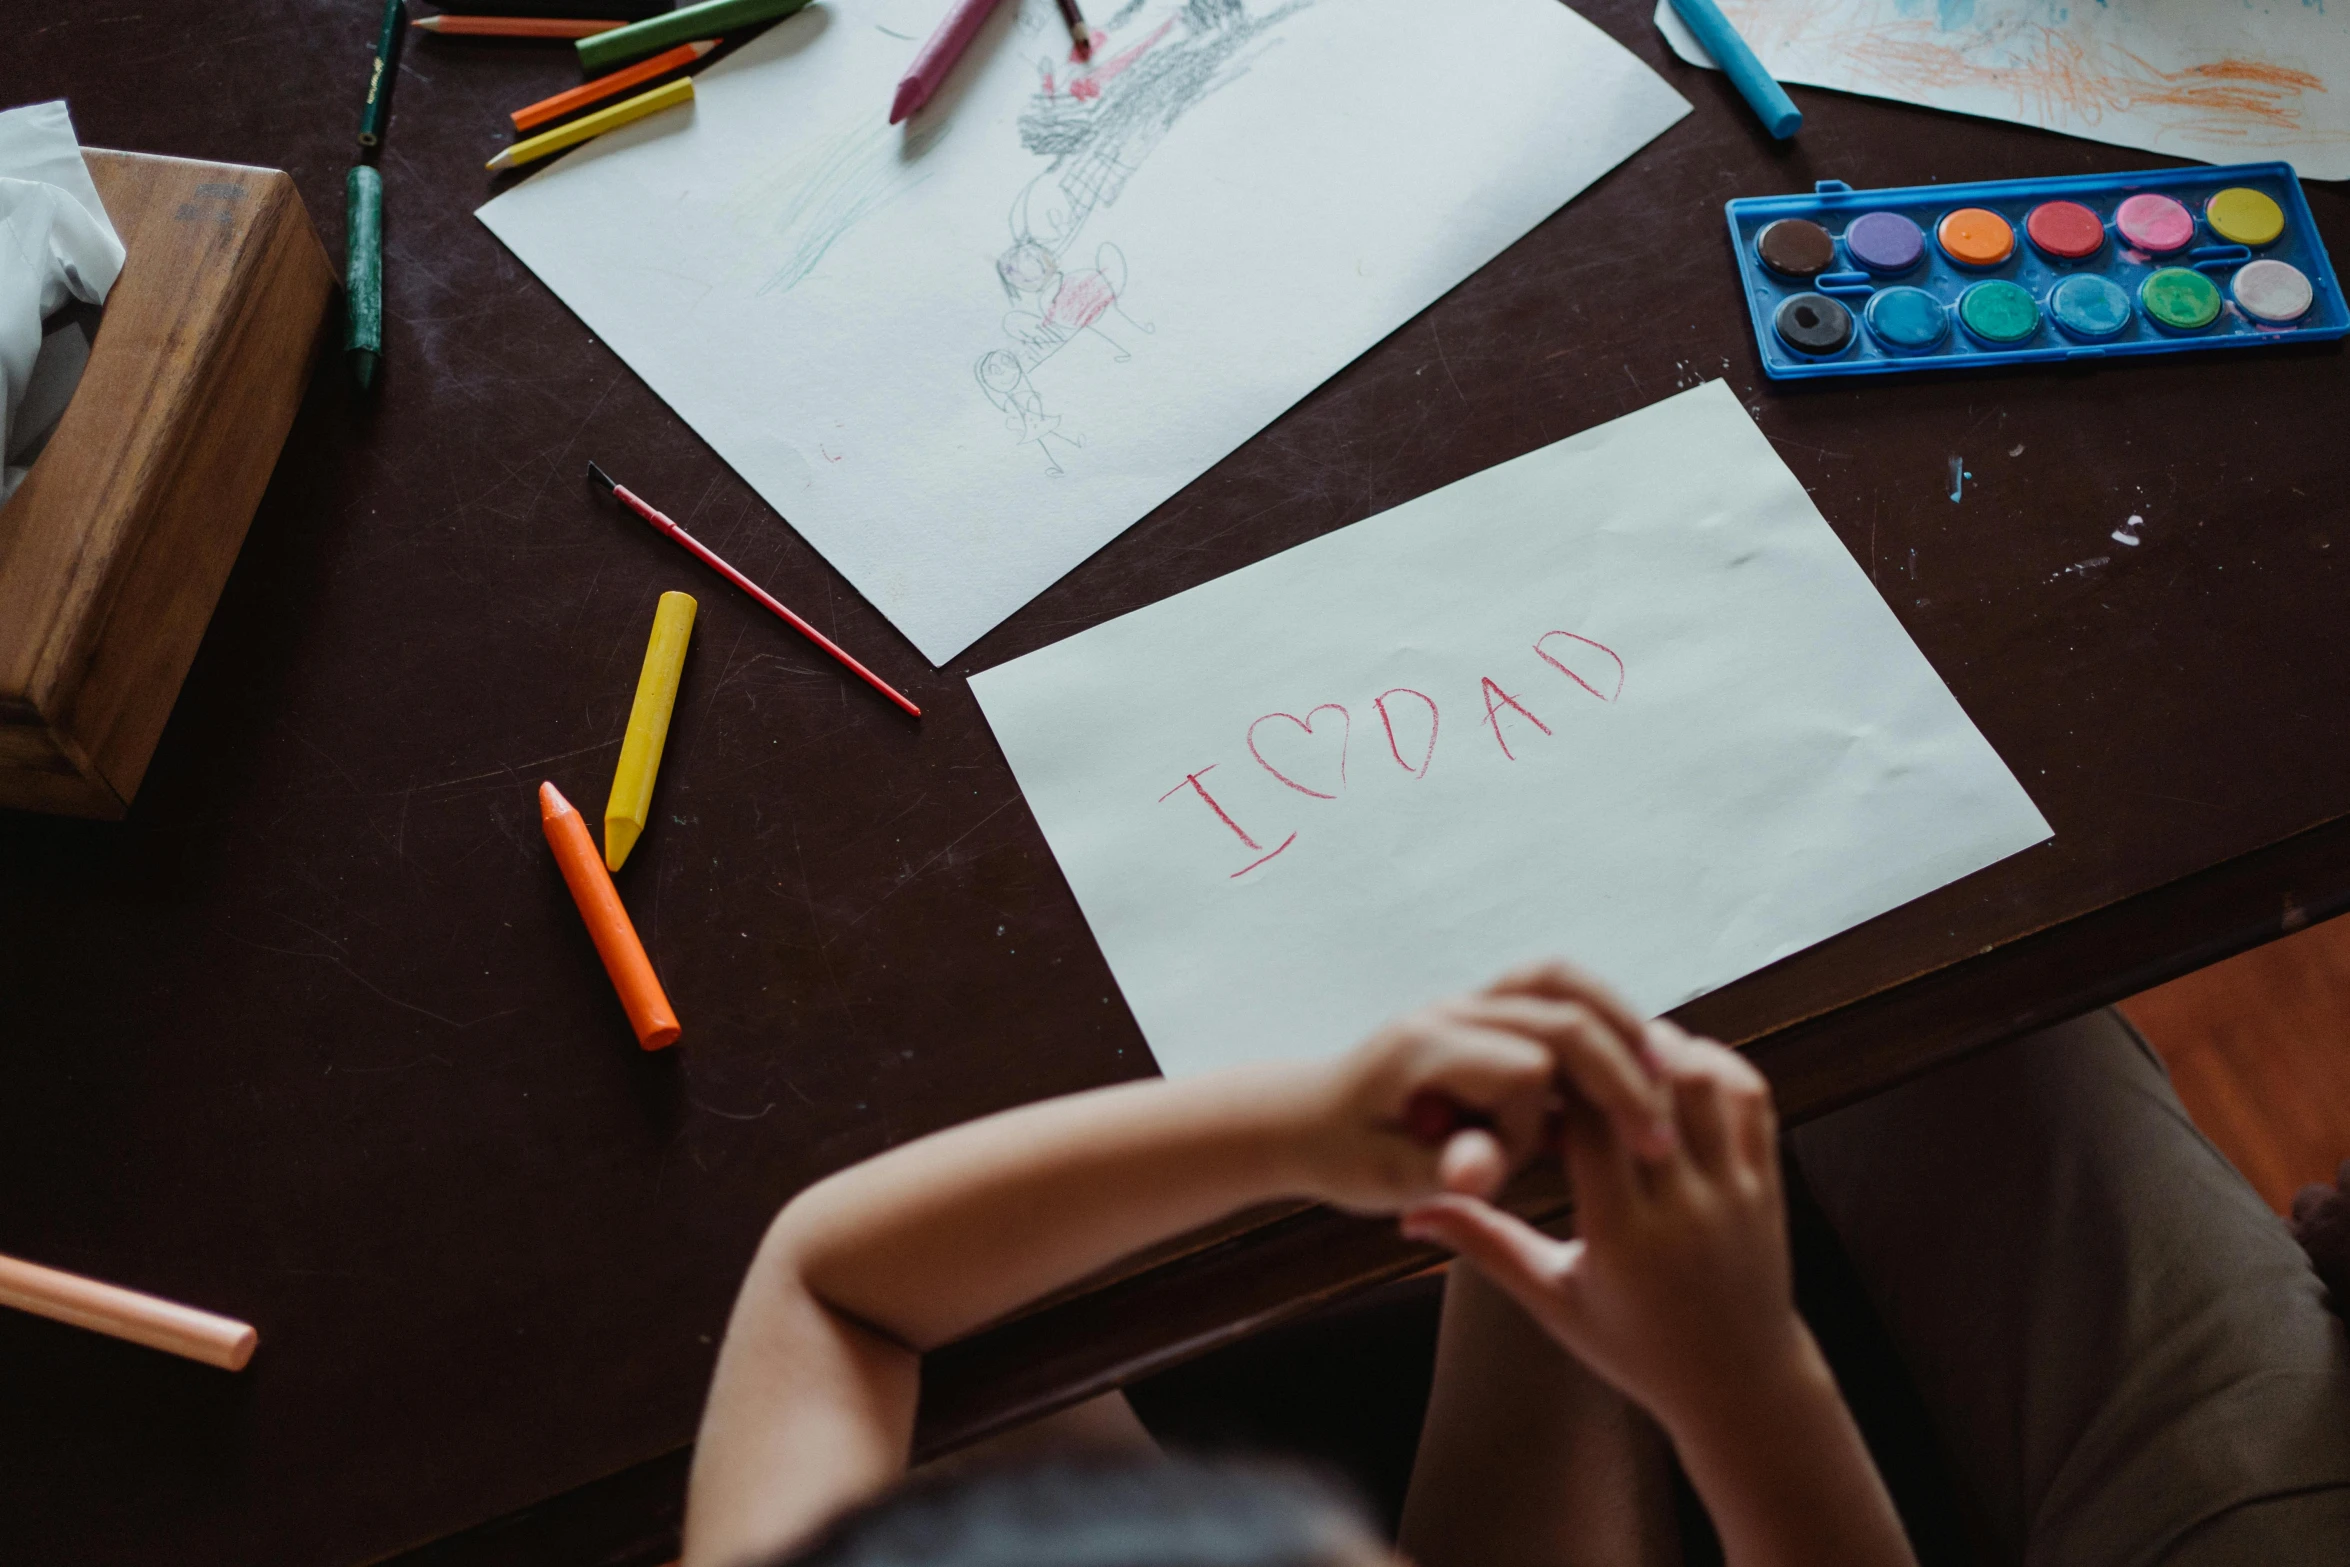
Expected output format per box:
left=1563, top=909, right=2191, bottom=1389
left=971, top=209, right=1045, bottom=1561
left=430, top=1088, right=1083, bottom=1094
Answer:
left=0, top=100, right=124, bottom=505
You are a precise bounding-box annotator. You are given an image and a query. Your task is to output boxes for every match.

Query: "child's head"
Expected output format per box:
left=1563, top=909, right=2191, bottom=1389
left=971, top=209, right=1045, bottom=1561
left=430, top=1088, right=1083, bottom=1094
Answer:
left=766, top=1455, right=1394, bottom=1567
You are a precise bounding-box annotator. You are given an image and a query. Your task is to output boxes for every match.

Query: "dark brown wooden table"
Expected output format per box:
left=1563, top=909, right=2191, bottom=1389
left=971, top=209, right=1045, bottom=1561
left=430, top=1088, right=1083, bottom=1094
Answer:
left=5, top=2, right=2347, bottom=1562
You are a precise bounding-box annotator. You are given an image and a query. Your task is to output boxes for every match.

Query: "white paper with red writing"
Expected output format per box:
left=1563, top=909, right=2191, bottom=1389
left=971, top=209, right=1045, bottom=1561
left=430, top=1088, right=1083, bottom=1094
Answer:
left=971, top=381, right=2051, bottom=1078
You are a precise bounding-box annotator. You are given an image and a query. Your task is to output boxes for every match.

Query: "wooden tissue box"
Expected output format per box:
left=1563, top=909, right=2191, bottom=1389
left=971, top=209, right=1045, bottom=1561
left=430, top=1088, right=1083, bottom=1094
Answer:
left=0, top=150, right=333, bottom=818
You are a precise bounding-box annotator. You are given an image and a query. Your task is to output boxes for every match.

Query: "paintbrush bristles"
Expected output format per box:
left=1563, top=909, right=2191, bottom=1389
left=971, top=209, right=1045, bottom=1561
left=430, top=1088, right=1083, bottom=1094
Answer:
left=587, top=461, right=617, bottom=493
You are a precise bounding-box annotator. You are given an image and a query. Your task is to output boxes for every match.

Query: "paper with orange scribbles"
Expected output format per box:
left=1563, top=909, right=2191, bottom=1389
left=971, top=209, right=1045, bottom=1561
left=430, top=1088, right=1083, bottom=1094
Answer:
left=1656, top=0, right=2350, bottom=180
left=971, top=383, right=2051, bottom=1081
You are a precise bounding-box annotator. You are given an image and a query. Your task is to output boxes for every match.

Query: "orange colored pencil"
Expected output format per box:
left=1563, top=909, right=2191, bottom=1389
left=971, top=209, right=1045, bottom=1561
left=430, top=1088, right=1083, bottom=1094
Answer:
left=539, top=781, right=681, bottom=1050
left=0, top=1252, right=258, bottom=1371
left=413, top=13, right=623, bottom=37
left=511, top=38, right=718, bottom=132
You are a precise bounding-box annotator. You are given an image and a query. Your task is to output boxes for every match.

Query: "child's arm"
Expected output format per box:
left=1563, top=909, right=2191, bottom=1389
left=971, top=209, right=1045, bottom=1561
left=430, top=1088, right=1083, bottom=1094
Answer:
left=683, top=978, right=1673, bottom=1567
left=1404, top=986, right=1918, bottom=1567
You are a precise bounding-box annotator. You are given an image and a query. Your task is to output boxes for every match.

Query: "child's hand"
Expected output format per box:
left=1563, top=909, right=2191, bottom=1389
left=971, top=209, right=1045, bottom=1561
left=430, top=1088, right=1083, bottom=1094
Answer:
left=1295, top=962, right=1679, bottom=1214
left=2292, top=1159, right=2350, bottom=1312
left=1400, top=1016, right=1814, bottom=1441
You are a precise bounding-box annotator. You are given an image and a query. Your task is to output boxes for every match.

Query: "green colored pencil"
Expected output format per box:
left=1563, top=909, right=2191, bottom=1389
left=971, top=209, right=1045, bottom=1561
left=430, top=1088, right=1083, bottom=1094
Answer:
left=358, top=0, right=405, bottom=148
left=577, top=0, right=808, bottom=72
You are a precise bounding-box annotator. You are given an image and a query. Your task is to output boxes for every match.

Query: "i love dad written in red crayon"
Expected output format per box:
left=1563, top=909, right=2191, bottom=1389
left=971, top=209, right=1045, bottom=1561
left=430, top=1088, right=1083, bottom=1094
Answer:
left=1158, top=628, right=1627, bottom=880
left=971, top=384, right=2052, bottom=1082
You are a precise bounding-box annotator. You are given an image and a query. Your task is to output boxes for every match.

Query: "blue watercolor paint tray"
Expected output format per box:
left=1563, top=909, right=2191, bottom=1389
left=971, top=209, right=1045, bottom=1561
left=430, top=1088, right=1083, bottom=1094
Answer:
left=1727, top=162, right=2347, bottom=381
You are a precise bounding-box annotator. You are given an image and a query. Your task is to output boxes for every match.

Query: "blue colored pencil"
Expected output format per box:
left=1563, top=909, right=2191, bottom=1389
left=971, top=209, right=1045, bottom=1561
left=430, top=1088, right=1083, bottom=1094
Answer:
left=1669, top=0, right=1802, bottom=141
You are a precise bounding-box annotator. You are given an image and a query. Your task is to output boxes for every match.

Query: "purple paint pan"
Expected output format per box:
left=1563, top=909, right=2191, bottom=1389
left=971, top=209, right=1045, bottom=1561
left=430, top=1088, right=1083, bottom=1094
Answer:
left=1844, top=210, right=1926, bottom=273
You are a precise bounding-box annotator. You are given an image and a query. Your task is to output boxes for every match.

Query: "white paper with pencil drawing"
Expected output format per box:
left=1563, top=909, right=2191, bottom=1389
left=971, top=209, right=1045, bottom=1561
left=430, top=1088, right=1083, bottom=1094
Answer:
left=1655, top=0, right=2350, bottom=179
left=970, top=383, right=2052, bottom=1080
left=478, top=0, right=1689, bottom=664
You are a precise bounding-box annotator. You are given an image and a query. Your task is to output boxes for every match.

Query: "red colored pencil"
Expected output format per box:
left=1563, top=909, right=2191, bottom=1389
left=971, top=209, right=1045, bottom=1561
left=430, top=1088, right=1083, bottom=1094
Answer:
left=413, top=13, right=621, bottom=36
left=890, top=0, right=1006, bottom=124
left=588, top=464, right=920, bottom=719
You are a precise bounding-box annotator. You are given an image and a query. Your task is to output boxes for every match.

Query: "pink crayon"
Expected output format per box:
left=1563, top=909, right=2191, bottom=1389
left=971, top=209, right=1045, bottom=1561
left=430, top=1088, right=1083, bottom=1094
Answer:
left=891, top=0, right=1007, bottom=124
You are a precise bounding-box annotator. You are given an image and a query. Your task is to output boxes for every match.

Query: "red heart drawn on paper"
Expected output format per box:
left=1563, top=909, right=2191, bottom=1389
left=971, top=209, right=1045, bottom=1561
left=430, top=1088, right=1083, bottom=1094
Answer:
left=1248, top=704, right=1350, bottom=799
left=1374, top=688, right=1439, bottom=779
left=1534, top=632, right=1626, bottom=703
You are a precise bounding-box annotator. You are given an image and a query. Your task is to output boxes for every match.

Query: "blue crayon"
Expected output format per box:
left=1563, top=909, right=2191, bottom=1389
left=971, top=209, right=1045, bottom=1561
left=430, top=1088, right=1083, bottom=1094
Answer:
left=1670, top=0, right=1802, bottom=141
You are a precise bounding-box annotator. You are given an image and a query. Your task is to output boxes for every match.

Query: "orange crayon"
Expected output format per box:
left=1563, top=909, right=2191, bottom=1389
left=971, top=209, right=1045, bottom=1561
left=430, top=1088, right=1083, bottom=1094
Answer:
left=511, top=39, right=718, bottom=134
left=0, top=1252, right=257, bottom=1370
left=539, top=780, right=682, bottom=1049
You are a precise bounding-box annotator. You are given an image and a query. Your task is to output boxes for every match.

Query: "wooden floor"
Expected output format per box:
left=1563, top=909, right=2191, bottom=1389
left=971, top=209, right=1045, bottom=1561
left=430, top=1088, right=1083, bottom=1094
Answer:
left=2120, top=910, right=2350, bottom=1214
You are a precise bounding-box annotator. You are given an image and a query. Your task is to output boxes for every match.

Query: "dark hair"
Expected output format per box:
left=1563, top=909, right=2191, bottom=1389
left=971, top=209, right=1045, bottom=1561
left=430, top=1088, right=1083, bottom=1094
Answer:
left=767, top=1454, right=1380, bottom=1567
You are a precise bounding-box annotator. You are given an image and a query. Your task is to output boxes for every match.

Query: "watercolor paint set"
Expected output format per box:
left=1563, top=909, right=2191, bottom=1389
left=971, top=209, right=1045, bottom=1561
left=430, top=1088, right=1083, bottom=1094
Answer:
left=1726, top=162, right=2346, bottom=381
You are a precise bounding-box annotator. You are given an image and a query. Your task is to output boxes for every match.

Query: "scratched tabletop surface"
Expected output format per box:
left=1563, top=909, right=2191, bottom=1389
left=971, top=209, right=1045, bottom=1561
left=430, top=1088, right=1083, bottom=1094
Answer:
left=4, top=1, right=2348, bottom=1562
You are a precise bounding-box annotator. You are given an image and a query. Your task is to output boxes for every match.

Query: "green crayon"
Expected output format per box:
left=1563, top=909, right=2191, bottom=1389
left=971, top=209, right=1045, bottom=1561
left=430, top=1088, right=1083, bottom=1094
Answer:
left=345, top=165, right=384, bottom=392
left=578, top=0, right=810, bottom=72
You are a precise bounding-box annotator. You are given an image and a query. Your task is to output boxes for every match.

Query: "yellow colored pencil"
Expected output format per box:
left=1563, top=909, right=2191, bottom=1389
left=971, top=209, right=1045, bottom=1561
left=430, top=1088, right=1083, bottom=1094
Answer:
left=604, top=591, right=697, bottom=871
left=485, top=76, right=694, bottom=172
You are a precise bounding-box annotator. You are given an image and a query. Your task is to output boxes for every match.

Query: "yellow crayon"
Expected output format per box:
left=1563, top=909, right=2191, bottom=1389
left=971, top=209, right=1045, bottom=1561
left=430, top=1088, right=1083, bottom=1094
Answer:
left=605, top=591, right=696, bottom=871
left=485, top=76, right=694, bottom=173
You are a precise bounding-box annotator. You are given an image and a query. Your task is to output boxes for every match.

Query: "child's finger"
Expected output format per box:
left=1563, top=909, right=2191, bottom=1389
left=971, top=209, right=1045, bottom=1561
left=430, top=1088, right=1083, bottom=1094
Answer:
left=1406, top=1023, right=1561, bottom=1168
left=1482, top=960, right=1662, bottom=1076
left=1559, top=1090, right=1644, bottom=1240
left=1648, top=1025, right=1734, bottom=1179
left=1652, top=1021, right=1777, bottom=1178
left=1725, top=1048, right=1778, bottom=1176
left=1451, top=995, right=1676, bottom=1161
left=1399, top=1195, right=1588, bottom=1340
left=1416, top=1021, right=1556, bottom=1103
left=1436, top=1126, right=1509, bottom=1198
